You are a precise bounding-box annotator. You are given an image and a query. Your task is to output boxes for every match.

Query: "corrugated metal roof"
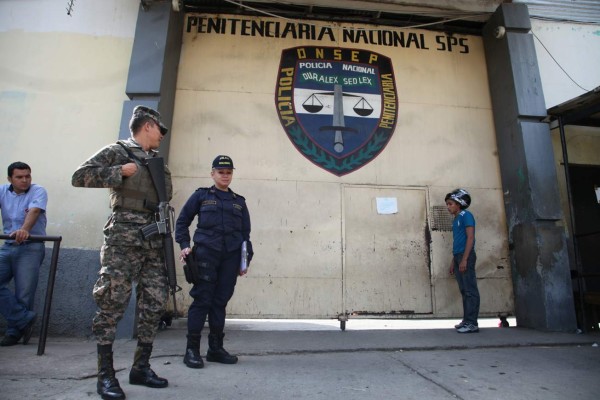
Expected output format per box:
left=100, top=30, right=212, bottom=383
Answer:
left=181, top=1, right=600, bottom=25
left=547, top=86, right=600, bottom=127
left=516, top=0, right=600, bottom=24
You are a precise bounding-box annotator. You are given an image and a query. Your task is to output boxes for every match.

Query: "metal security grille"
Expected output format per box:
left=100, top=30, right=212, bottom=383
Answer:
left=430, top=206, right=453, bottom=231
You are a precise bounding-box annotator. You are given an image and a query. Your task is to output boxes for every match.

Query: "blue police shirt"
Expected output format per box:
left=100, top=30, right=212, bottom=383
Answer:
left=0, top=183, right=48, bottom=239
left=452, top=209, right=475, bottom=255
left=175, top=186, right=251, bottom=252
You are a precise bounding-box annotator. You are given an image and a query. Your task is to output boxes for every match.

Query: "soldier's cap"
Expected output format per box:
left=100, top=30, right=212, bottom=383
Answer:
left=212, top=155, right=235, bottom=169
left=132, top=105, right=168, bottom=135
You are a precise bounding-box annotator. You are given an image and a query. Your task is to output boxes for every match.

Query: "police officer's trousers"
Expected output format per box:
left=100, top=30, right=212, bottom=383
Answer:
left=187, top=244, right=240, bottom=333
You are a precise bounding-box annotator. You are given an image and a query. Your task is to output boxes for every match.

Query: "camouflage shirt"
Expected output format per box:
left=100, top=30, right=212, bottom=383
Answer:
left=72, top=137, right=173, bottom=248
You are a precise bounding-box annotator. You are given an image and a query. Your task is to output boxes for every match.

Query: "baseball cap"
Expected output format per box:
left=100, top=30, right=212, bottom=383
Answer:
left=132, top=105, right=168, bottom=135
left=212, top=155, right=235, bottom=169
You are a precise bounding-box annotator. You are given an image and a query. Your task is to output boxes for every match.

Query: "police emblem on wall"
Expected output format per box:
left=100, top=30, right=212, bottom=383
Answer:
left=275, top=46, right=398, bottom=176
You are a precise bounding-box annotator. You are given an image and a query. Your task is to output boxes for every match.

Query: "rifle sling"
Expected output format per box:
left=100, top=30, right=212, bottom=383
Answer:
left=116, top=140, right=149, bottom=166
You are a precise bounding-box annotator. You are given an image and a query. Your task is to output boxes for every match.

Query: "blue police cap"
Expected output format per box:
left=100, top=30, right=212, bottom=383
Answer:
left=212, top=155, right=235, bottom=169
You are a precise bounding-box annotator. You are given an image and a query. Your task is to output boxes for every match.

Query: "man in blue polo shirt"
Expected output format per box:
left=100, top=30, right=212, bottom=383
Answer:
left=0, top=161, right=47, bottom=346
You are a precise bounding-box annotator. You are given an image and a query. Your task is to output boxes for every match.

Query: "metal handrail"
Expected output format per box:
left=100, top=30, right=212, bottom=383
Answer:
left=1, top=234, right=62, bottom=355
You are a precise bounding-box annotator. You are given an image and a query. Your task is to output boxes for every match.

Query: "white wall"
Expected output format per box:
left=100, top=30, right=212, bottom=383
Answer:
left=0, top=0, right=138, bottom=37
left=0, top=0, right=139, bottom=248
left=532, top=19, right=600, bottom=108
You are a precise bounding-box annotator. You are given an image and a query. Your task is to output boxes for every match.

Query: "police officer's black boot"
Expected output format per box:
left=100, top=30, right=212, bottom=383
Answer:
left=128, top=342, right=169, bottom=388
left=183, top=333, right=204, bottom=369
left=97, top=344, right=126, bottom=400
left=206, top=332, right=238, bottom=364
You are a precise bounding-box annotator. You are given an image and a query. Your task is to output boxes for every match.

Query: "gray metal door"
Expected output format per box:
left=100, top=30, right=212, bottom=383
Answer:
left=343, top=185, right=432, bottom=316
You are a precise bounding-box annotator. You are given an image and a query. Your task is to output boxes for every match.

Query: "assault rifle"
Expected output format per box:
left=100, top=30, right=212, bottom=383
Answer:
left=140, top=157, right=181, bottom=316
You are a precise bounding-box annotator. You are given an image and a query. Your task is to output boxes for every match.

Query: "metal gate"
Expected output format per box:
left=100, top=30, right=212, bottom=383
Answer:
left=342, top=185, right=432, bottom=324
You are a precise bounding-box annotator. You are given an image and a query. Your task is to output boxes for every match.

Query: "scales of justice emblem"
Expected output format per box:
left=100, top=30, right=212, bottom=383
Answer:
left=301, top=85, right=374, bottom=153
left=276, top=46, right=398, bottom=176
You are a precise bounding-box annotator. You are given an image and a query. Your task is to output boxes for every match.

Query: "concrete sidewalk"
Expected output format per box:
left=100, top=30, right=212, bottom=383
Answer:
left=1, top=318, right=599, bottom=400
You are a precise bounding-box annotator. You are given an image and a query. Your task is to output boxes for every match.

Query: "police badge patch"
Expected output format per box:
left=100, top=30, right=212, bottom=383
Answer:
left=275, top=46, right=398, bottom=176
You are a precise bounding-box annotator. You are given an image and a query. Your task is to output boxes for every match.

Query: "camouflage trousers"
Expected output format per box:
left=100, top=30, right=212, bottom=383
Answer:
left=93, top=244, right=168, bottom=344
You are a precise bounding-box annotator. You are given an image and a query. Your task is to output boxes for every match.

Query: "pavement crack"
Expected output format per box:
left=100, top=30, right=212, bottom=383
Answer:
left=390, top=354, right=463, bottom=400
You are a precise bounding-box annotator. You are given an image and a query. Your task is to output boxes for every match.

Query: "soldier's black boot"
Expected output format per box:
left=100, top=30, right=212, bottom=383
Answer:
left=206, top=332, right=238, bottom=364
left=183, top=333, right=204, bottom=369
left=128, top=342, right=168, bottom=388
left=97, top=344, right=126, bottom=400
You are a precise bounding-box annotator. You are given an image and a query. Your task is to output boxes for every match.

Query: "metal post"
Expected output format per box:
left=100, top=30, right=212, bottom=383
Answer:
left=0, top=234, right=62, bottom=355
left=557, top=117, right=588, bottom=331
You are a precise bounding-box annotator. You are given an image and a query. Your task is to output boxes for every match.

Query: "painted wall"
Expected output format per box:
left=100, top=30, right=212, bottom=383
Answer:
left=169, top=14, right=513, bottom=319
left=0, top=0, right=140, bottom=336
left=0, top=0, right=139, bottom=249
left=1, top=0, right=597, bottom=334
left=532, top=20, right=600, bottom=108
left=539, top=19, right=600, bottom=289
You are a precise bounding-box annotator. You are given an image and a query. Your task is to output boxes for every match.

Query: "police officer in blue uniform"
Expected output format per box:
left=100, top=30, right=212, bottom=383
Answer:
left=175, top=155, right=253, bottom=369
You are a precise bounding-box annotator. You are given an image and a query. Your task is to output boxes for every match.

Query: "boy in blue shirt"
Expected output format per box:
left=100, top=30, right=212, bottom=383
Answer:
left=446, top=189, right=480, bottom=333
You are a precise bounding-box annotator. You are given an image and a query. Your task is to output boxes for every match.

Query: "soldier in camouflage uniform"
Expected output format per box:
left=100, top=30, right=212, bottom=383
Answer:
left=72, top=106, right=172, bottom=400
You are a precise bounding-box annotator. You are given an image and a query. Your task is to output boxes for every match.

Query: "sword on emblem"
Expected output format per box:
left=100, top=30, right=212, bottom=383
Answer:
left=303, top=84, right=373, bottom=153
